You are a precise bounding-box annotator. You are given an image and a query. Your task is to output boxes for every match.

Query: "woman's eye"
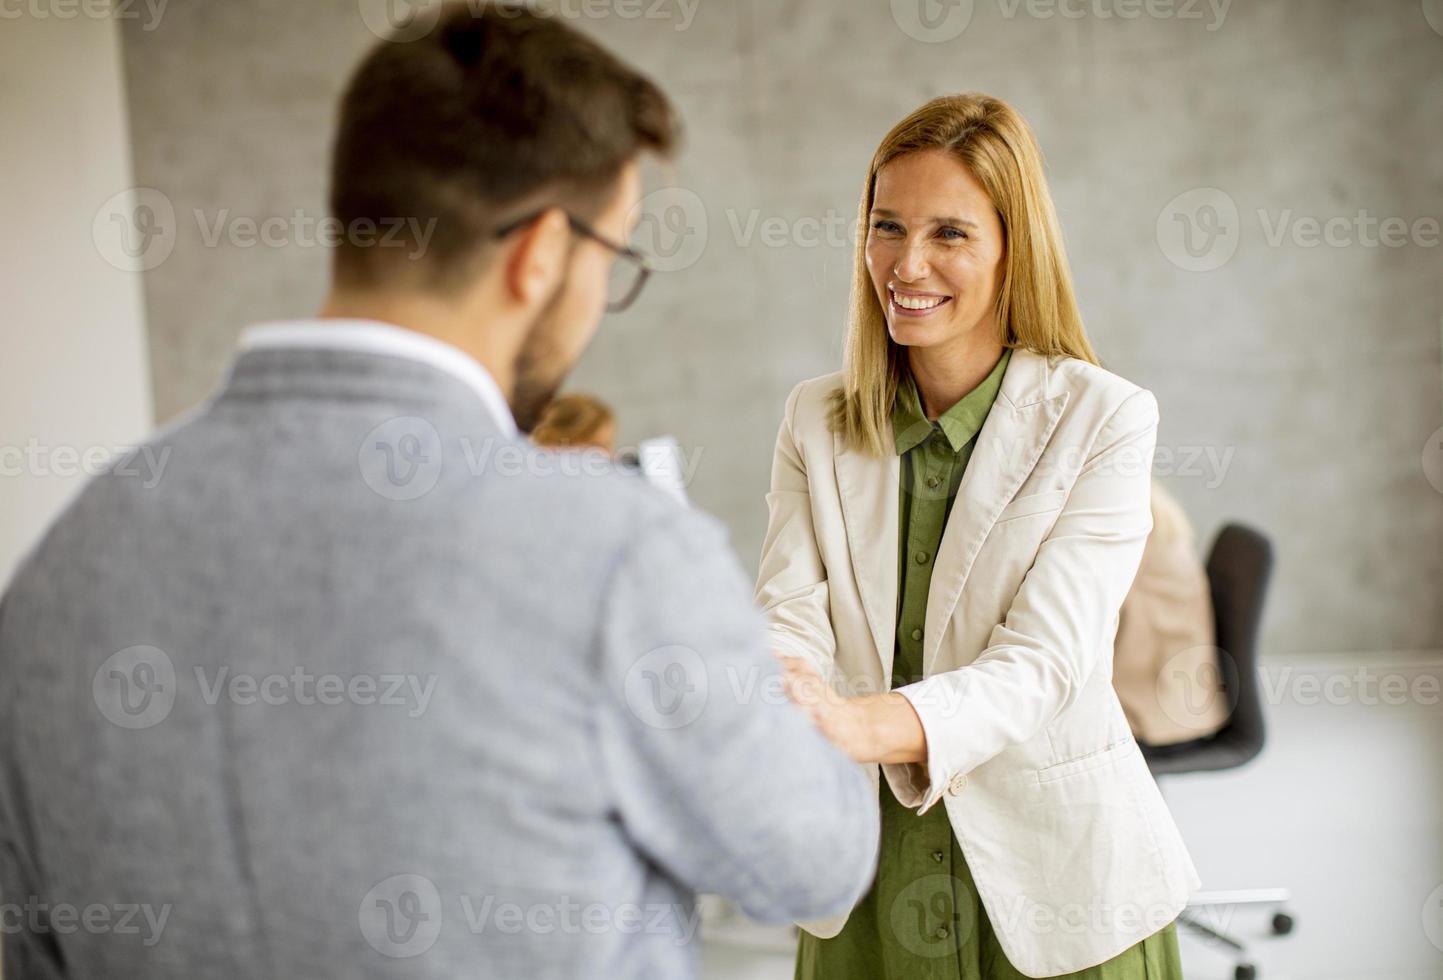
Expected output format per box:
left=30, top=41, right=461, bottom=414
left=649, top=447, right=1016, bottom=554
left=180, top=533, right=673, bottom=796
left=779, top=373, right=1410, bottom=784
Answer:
left=939, top=227, right=968, bottom=241
left=871, top=220, right=902, bottom=234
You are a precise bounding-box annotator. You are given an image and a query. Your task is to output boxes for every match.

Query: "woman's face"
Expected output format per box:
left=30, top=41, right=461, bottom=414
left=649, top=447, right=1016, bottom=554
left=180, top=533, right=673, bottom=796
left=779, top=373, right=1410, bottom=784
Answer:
left=865, top=149, right=1006, bottom=353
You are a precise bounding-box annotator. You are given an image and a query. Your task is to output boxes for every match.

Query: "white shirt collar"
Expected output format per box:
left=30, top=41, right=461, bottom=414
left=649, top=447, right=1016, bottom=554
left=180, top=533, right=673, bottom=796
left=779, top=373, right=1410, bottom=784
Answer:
left=238, top=318, right=518, bottom=437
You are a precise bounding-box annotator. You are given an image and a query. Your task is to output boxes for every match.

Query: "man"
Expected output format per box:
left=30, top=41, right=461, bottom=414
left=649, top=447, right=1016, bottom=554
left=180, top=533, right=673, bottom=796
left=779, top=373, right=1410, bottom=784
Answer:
left=0, top=5, right=877, bottom=977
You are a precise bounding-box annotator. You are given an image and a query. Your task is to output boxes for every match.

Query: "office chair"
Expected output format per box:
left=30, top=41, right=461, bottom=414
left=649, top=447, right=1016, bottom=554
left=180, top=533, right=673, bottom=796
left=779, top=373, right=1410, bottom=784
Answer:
left=1142, top=523, right=1291, bottom=980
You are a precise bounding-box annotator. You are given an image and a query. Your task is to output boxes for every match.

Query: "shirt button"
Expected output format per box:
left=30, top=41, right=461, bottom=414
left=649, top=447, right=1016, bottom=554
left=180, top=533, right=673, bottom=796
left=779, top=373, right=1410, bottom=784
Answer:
left=911, top=628, right=923, bottom=641
left=926, top=476, right=941, bottom=489
left=914, top=551, right=928, bottom=564
left=946, top=773, right=969, bottom=796
left=935, top=925, right=950, bottom=939
left=932, top=850, right=945, bottom=863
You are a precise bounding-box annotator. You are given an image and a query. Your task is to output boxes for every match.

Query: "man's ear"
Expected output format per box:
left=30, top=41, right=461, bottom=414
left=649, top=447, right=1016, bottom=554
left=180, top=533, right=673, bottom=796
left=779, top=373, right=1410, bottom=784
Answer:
left=503, top=207, right=571, bottom=307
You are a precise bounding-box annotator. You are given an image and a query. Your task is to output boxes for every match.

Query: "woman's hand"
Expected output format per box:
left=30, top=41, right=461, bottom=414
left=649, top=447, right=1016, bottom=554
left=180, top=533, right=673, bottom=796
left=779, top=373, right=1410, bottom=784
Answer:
left=777, top=654, right=929, bottom=766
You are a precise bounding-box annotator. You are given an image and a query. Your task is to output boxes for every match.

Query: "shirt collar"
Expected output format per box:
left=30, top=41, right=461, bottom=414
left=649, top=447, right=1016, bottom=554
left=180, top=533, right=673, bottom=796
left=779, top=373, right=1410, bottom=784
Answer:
left=892, top=347, right=1012, bottom=456
left=237, top=318, right=518, bottom=437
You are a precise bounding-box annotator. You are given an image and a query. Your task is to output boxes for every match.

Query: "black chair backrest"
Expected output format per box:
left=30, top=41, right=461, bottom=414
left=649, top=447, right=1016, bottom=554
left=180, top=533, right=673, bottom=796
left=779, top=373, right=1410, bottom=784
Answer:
left=1205, top=523, right=1275, bottom=764
left=1142, top=522, right=1275, bottom=776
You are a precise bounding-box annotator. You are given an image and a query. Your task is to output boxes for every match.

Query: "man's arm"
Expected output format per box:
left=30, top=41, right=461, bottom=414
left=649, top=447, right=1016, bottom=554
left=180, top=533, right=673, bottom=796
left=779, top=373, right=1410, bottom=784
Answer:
left=0, top=596, right=66, bottom=979
left=593, top=506, right=878, bottom=924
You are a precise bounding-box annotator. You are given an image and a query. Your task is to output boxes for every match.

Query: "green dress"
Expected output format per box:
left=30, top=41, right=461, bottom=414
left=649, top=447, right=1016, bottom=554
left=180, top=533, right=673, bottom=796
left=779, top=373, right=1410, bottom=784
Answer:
left=795, top=348, right=1183, bottom=980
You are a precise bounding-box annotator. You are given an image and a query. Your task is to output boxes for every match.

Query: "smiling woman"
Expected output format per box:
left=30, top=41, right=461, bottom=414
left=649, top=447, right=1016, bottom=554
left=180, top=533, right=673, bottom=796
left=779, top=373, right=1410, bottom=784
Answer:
left=827, top=93, right=1100, bottom=459
left=758, top=93, right=1198, bottom=980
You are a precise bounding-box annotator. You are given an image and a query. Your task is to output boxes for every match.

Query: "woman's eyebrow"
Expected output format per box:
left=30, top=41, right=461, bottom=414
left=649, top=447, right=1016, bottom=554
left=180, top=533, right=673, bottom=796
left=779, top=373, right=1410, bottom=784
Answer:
left=870, top=208, right=979, bottom=229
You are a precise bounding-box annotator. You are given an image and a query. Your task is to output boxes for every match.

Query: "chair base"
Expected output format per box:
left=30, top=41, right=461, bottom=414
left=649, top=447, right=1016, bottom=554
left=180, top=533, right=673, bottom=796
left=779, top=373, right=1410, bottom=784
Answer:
left=1178, top=889, right=1295, bottom=979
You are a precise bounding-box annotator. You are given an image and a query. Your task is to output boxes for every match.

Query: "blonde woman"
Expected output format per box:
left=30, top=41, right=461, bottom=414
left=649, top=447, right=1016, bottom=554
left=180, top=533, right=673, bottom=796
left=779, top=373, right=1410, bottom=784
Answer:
left=531, top=392, right=618, bottom=452
left=757, top=94, right=1200, bottom=979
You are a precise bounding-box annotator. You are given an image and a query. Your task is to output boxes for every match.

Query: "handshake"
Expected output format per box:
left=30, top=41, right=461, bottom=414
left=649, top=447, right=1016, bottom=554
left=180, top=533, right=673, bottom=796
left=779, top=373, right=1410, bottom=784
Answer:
left=776, top=652, right=930, bottom=768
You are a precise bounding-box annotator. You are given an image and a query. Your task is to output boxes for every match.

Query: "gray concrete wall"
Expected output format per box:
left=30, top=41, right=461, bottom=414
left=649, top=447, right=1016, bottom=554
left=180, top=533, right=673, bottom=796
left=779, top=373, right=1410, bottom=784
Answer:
left=118, top=0, right=1443, bottom=657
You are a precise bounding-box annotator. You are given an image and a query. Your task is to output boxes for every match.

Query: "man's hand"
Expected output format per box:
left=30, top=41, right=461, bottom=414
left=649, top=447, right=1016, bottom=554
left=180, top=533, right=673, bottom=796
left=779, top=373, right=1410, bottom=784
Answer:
left=776, top=653, right=929, bottom=766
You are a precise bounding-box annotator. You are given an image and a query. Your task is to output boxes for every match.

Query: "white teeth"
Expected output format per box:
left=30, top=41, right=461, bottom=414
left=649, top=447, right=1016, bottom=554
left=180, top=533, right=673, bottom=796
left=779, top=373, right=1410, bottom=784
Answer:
left=892, top=291, right=947, bottom=311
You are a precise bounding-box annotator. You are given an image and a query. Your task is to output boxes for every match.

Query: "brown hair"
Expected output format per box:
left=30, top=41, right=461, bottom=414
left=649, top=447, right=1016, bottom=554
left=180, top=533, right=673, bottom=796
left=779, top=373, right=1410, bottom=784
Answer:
left=829, top=93, right=1099, bottom=456
left=329, top=1, right=680, bottom=293
left=531, top=393, right=616, bottom=449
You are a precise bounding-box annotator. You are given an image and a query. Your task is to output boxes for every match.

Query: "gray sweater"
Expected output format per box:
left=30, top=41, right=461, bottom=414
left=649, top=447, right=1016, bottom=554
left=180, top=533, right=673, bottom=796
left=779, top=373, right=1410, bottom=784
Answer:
left=0, top=345, right=878, bottom=979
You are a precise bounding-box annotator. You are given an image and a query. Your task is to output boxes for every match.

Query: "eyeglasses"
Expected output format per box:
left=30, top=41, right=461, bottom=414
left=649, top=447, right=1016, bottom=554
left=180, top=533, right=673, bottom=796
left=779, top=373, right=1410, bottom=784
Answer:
left=492, top=208, right=652, bottom=314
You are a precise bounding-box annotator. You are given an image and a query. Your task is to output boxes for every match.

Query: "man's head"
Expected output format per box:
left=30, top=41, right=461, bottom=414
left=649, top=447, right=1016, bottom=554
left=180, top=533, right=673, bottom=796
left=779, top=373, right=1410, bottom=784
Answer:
left=325, top=2, right=679, bottom=430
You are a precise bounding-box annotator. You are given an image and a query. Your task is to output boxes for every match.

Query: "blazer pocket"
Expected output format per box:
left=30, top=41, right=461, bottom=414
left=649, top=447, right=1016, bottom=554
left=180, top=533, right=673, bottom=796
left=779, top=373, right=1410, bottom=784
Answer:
left=1034, top=737, right=1137, bottom=784
left=994, top=489, right=1067, bottom=525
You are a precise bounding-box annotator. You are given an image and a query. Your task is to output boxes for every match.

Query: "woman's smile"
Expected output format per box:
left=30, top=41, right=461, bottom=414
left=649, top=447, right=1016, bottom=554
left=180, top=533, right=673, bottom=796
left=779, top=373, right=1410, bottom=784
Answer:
left=888, top=284, right=953, bottom=318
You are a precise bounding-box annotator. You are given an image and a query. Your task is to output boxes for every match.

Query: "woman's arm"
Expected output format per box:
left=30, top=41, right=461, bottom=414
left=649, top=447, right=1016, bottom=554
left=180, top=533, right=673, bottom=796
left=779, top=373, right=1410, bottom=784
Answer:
left=780, top=655, right=927, bottom=764
left=755, top=381, right=838, bottom=679
left=788, top=389, right=1160, bottom=810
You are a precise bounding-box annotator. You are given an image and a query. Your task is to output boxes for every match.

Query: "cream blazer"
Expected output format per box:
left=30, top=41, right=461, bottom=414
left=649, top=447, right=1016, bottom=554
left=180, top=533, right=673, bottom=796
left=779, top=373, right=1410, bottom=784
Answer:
left=754, top=348, right=1201, bottom=978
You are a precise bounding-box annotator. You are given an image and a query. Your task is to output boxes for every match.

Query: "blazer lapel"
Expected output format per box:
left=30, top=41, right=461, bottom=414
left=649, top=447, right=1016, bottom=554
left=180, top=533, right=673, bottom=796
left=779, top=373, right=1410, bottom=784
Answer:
left=834, top=427, right=901, bottom=684
left=922, top=349, right=1070, bottom=672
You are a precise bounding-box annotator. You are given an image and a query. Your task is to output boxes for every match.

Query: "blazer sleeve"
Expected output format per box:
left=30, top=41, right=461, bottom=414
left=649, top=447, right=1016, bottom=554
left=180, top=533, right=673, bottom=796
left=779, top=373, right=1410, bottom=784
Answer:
left=0, top=597, right=65, bottom=979
left=754, top=381, right=839, bottom=681
left=592, top=506, right=879, bottom=924
left=885, top=388, right=1160, bottom=814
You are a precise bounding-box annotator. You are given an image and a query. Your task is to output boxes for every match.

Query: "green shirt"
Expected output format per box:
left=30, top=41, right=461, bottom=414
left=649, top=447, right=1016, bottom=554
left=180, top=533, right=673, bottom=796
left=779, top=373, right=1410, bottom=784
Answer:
left=892, top=348, right=1012, bottom=689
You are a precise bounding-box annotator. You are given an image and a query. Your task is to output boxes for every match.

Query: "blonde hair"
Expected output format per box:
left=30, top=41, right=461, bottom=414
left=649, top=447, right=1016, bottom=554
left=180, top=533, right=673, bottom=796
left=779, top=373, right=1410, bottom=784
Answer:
left=829, top=93, right=1099, bottom=456
left=530, top=393, right=616, bottom=449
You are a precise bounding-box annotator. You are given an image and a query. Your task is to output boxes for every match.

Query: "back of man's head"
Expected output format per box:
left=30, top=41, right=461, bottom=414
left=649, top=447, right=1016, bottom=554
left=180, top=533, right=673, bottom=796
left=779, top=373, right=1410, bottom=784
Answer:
left=329, top=1, right=679, bottom=295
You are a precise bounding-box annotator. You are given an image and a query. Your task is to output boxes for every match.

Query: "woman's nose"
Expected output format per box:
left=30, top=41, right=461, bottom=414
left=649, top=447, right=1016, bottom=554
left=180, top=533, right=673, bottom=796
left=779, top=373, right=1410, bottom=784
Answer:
left=892, top=238, right=930, bottom=281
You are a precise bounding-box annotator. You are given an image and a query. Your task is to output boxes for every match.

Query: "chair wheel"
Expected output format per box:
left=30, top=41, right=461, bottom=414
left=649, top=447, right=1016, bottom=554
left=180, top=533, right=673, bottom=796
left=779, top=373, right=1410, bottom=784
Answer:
left=1234, top=964, right=1257, bottom=980
left=1271, top=911, right=1294, bottom=935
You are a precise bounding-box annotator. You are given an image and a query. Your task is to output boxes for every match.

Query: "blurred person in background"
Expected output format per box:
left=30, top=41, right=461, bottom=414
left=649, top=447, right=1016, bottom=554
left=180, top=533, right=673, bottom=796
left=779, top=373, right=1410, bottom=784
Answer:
left=1113, top=480, right=1230, bottom=748
left=0, top=5, right=877, bottom=979
left=531, top=391, right=617, bottom=453
left=757, top=93, right=1199, bottom=980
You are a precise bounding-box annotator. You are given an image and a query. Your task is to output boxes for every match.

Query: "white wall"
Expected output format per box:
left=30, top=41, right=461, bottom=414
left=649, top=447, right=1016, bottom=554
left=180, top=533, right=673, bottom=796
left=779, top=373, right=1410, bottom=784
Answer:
left=0, top=14, right=154, bottom=590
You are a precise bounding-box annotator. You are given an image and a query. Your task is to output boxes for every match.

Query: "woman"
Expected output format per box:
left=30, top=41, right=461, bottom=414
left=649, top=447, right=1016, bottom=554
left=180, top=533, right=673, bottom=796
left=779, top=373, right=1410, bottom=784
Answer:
left=756, top=93, right=1201, bottom=979
left=531, top=392, right=618, bottom=452
left=1114, top=480, right=1231, bottom=747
